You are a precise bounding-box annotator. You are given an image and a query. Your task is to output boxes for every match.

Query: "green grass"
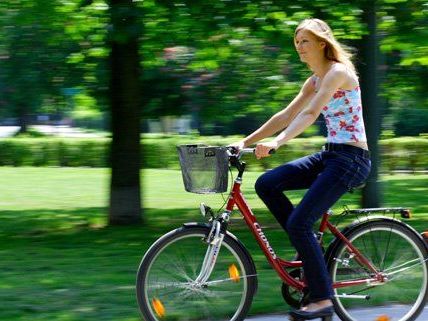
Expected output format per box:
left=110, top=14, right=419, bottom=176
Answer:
left=0, top=167, right=427, bottom=320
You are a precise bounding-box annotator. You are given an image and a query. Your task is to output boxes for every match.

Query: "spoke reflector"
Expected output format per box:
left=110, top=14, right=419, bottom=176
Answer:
left=229, top=263, right=240, bottom=282
left=152, top=298, right=165, bottom=318
left=376, top=316, right=390, bottom=321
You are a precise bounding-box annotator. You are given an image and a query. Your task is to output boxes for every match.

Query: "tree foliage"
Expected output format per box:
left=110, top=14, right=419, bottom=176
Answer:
left=0, top=0, right=426, bottom=136
left=0, top=0, right=426, bottom=221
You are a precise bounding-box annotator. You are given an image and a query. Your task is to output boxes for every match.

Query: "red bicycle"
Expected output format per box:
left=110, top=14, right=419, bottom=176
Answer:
left=136, top=145, right=428, bottom=321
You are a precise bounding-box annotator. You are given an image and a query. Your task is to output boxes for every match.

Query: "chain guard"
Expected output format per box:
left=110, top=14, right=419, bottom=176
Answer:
left=281, top=269, right=309, bottom=308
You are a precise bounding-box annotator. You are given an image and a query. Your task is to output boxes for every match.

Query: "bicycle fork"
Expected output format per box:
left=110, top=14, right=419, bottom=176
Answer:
left=194, top=221, right=225, bottom=284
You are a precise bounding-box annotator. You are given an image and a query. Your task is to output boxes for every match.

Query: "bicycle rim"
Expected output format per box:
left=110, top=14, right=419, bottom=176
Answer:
left=330, top=223, right=428, bottom=321
left=139, top=229, right=251, bottom=321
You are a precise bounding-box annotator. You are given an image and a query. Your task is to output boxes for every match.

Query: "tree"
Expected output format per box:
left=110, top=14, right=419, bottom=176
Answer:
left=378, top=0, right=428, bottom=136
left=358, top=0, right=383, bottom=207
left=0, top=0, right=79, bottom=131
left=107, top=0, right=142, bottom=225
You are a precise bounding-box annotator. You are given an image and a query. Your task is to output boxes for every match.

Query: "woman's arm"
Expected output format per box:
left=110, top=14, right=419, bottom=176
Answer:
left=239, top=77, right=316, bottom=147
left=255, top=66, right=349, bottom=158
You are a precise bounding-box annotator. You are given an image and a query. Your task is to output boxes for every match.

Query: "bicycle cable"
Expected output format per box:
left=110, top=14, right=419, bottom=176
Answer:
left=216, top=166, right=234, bottom=214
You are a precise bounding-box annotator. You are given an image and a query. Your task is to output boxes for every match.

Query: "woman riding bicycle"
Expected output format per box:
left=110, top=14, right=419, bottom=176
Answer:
left=233, top=18, right=371, bottom=320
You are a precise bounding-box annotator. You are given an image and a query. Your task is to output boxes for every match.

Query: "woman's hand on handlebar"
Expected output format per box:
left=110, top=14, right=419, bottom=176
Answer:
left=255, top=141, right=278, bottom=159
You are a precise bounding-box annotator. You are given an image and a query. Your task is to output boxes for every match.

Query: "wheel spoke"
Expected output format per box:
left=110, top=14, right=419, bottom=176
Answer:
left=383, top=258, right=424, bottom=273
left=204, top=273, right=257, bottom=285
left=386, top=257, right=428, bottom=279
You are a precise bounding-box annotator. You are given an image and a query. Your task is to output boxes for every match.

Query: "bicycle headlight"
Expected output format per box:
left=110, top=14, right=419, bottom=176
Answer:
left=200, top=203, right=214, bottom=218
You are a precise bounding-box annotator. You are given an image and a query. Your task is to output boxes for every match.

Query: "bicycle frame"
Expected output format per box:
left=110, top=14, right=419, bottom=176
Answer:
left=225, top=174, right=385, bottom=292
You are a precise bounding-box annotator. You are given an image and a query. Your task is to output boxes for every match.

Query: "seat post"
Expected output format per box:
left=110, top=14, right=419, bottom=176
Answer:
left=319, top=210, right=333, bottom=233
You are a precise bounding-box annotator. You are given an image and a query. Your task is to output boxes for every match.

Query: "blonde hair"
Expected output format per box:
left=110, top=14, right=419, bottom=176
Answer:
left=294, top=18, right=357, bottom=75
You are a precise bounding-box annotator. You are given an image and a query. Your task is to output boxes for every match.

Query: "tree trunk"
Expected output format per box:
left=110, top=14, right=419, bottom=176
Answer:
left=18, top=107, right=28, bottom=133
left=358, top=0, right=383, bottom=207
left=108, top=0, right=142, bottom=225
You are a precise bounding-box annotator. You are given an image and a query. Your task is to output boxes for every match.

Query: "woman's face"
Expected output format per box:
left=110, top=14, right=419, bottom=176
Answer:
left=294, top=29, right=325, bottom=63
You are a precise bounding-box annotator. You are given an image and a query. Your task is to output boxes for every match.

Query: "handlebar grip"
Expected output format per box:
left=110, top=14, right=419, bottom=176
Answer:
left=240, top=148, right=275, bottom=154
left=227, top=146, right=276, bottom=158
left=241, top=148, right=255, bottom=154
left=238, top=148, right=276, bottom=155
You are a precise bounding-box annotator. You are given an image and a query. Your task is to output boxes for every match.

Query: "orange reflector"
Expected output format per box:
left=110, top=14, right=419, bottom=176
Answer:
left=376, top=316, right=390, bottom=321
left=422, top=231, right=428, bottom=241
left=152, top=298, right=165, bottom=318
left=229, top=264, right=240, bottom=282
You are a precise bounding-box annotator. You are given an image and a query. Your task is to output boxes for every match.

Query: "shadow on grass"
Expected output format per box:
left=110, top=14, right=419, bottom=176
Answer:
left=0, top=206, right=294, bottom=321
left=0, top=207, right=187, bottom=321
left=0, top=174, right=427, bottom=321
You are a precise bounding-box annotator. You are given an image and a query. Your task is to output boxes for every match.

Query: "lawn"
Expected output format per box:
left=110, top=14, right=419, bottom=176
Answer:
left=0, top=167, right=427, bottom=320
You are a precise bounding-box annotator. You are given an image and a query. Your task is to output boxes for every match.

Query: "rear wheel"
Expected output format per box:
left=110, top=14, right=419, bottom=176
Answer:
left=136, top=225, right=257, bottom=321
left=327, top=220, right=428, bottom=321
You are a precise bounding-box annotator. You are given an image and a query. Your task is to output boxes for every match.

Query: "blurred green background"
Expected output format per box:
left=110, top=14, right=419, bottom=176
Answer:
left=0, top=0, right=426, bottom=136
left=0, top=0, right=427, bottom=320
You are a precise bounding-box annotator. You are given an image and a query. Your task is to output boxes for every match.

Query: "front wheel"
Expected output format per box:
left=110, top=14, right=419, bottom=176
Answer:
left=327, top=220, right=428, bottom=321
left=136, top=225, right=257, bottom=321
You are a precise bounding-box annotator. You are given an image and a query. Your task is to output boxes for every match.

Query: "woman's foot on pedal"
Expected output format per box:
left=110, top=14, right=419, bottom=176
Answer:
left=289, top=300, right=333, bottom=320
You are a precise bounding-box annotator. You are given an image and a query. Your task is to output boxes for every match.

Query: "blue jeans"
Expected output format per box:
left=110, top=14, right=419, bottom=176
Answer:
left=255, top=144, right=371, bottom=302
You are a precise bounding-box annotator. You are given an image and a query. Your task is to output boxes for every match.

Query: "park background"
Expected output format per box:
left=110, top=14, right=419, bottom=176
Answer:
left=0, top=0, right=427, bottom=320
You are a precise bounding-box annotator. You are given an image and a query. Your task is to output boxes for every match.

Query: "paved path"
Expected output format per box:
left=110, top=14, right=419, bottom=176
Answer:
left=0, top=126, right=20, bottom=137
left=31, top=125, right=102, bottom=137
left=247, top=305, right=428, bottom=320
left=0, top=125, right=105, bottom=138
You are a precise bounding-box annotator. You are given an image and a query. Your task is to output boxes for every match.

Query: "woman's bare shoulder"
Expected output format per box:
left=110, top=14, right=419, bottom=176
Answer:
left=328, top=62, right=349, bottom=76
left=328, top=63, right=358, bottom=88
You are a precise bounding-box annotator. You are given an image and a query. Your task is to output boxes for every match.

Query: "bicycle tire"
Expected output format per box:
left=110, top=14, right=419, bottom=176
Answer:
left=136, top=225, right=257, bottom=321
left=327, top=219, right=428, bottom=321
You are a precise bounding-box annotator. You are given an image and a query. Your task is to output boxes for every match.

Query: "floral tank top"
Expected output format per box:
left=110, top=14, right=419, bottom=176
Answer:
left=313, top=76, right=367, bottom=143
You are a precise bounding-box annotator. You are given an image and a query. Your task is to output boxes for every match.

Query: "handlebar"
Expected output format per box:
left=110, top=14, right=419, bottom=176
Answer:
left=225, top=146, right=275, bottom=177
left=226, top=147, right=276, bottom=159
